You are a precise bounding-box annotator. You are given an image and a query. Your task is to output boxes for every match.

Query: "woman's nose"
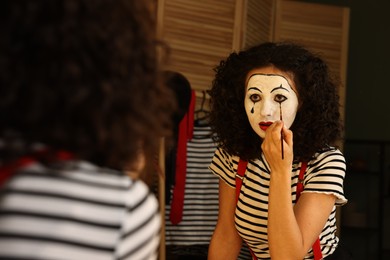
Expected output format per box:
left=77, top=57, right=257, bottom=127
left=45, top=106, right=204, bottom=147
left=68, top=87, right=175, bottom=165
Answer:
left=259, top=100, right=275, bottom=117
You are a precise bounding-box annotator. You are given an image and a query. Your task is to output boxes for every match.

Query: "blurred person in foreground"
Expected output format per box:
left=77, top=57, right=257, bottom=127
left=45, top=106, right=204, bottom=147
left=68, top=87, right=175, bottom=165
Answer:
left=0, top=0, right=174, bottom=259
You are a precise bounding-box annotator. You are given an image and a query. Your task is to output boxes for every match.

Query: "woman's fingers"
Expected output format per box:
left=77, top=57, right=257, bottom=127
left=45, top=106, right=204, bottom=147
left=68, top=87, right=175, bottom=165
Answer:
left=261, top=121, right=293, bottom=163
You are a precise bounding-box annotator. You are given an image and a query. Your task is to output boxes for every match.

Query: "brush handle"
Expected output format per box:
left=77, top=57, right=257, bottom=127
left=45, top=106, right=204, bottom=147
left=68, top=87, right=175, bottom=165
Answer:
left=279, top=103, right=284, bottom=160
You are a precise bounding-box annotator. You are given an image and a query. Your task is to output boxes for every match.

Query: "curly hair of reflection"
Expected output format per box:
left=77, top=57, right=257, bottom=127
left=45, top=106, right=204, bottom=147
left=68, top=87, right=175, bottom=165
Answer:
left=0, top=0, right=174, bottom=170
left=209, top=41, right=343, bottom=162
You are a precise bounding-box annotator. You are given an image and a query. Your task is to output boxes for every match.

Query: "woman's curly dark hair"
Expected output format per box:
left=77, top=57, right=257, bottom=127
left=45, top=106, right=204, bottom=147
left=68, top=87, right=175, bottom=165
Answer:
left=0, top=0, right=174, bottom=171
left=209, top=41, right=342, bottom=162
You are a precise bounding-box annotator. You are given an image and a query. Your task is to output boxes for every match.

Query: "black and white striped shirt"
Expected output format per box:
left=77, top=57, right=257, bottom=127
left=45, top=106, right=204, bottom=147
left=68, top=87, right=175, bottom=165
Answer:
left=0, top=160, right=160, bottom=260
left=165, top=125, right=219, bottom=245
left=210, top=147, right=347, bottom=259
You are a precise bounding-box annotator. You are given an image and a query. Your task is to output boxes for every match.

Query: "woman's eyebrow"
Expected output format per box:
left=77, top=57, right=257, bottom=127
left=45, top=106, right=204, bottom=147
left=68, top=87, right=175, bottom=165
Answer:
left=271, top=84, right=289, bottom=93
left=248, top=87, right=262, bottom=92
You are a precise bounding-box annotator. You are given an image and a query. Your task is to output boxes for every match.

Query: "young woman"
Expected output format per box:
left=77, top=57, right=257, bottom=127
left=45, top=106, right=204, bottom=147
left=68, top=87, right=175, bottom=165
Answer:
left=207, top=42, right=348, bottom=259
left=0, top=1, right=174, bottom=259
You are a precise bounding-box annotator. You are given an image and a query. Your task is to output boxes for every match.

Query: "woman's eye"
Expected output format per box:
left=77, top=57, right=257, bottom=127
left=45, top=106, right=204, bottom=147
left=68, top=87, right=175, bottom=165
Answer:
left=250, top=94, right=261, bottom=102
left=275, top=94, right=287, bottom=103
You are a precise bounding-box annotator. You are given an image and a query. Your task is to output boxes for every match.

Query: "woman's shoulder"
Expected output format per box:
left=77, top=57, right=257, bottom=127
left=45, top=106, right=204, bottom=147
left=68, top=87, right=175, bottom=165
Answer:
left=126, top=179, right=158, bottom=209
left=310, top=146, right=345, bottom=163
left=212, top=147, right=240, bottom=166
left=307, top=146, right=346, bottom=173
left=209, top=147, right=242, bottom=186
left=66, top=161, right=158, bottom=217
left=56, top=160, right=132, bottom=187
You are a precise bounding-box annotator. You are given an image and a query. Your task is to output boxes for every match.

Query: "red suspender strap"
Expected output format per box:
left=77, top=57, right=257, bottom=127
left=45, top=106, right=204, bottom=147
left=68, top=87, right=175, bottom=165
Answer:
left=235, top=159, right=248, bottom=202
left=297, top=162, right=323, bottom=260
left=0, top=157, right=35, bottom=186
left=236, top=159, right=257, bottom=260
left=312, top=239, right=323, bottom=260
left=296, top=161, right=307, bottom=200
left=169, top=90, right=196, bottom=225
left=0, top=149, right=74, bottom=186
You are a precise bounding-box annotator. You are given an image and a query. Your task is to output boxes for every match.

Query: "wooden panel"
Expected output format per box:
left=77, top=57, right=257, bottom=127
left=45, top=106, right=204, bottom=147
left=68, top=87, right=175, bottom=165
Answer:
left=157, top=0, right=244, bottom=91
left=244, top=0, right=275, bottom=49
left=274, top=1, right=349, bottom=81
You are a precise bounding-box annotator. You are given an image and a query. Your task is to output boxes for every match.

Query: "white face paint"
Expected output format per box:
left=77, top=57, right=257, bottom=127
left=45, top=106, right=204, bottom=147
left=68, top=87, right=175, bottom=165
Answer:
left=244, top=68, right=299, bottom=138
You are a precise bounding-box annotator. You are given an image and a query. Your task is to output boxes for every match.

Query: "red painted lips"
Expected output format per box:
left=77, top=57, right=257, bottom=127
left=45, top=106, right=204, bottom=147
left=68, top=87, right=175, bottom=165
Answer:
left=259, top=121, right=273, bottom=131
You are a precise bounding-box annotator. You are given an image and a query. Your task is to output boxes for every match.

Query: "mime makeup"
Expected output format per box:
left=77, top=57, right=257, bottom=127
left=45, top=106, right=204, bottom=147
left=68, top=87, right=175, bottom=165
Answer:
left=244, top=69, right=299, bottom=140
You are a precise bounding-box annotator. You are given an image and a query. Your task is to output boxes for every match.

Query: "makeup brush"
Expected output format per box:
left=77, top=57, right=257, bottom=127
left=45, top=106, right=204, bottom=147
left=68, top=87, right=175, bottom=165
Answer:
left=279, top=102, right=284, bottom=160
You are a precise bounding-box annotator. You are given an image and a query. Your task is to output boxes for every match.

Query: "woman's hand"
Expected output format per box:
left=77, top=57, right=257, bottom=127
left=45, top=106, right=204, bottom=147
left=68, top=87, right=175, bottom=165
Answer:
left=261, top=120, right=293, bottom=173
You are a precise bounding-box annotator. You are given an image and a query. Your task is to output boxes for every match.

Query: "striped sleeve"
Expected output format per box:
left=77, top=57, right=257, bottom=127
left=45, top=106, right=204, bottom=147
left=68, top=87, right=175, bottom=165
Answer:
left=116, top=180, right=161, bottom=260
left=209, top=147, right=238, bottom=188
left=303, top=148, right=347, bottom=206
